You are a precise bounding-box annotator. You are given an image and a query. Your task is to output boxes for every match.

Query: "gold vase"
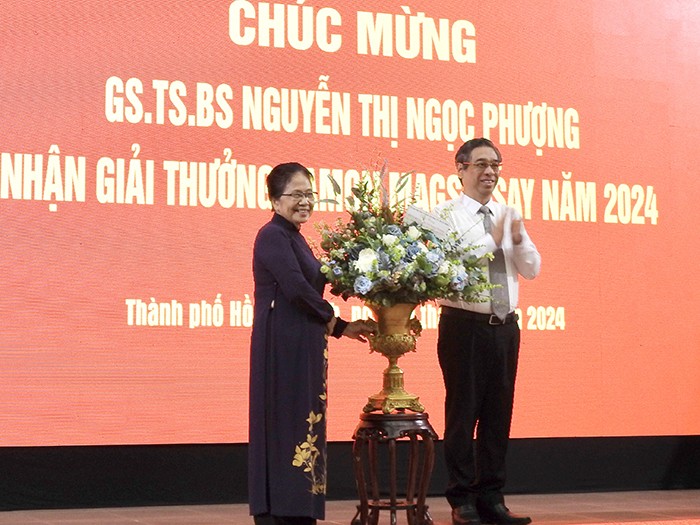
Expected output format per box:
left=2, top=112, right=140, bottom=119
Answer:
left=363, top=302, right=425, bottom=414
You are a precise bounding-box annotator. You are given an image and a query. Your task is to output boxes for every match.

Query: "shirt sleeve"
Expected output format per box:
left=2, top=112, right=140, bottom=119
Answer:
left=331, top=317, right=349, bottom=338
left=255, top=226, right=335, bottom=323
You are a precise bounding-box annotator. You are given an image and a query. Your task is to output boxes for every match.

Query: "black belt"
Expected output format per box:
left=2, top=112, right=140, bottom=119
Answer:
left=441, top=306, right=518, bottom=325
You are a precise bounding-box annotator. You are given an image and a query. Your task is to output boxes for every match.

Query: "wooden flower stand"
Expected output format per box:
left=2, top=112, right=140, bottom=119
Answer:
left=351, top=412, right=438, bottom=525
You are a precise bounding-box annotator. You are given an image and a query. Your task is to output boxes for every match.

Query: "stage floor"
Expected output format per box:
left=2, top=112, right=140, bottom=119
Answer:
left=0, top=490, right=698, bottom=524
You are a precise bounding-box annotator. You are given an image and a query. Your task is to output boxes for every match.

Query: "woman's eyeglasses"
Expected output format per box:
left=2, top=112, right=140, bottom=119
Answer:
left=280, top=191, right=317, bottom=203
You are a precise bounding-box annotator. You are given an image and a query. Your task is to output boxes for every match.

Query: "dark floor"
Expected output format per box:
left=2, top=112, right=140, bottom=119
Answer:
left=0, top=491, right=699, bottom=525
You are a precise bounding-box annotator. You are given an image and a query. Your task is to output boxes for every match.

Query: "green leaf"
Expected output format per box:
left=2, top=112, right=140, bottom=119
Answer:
left=395, top=171, right=413, bottom=194
left=327, top=173, right=342, bottom=195
left=316, top=198, right=339, bottom=205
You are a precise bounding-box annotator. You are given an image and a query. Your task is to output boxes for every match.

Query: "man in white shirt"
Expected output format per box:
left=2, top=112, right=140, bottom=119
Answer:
left=432, top=138, right=541, bottom=525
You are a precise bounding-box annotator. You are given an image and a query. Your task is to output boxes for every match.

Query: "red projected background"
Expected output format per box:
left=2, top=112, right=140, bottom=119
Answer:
left=1, top=1, right=699, bottom=446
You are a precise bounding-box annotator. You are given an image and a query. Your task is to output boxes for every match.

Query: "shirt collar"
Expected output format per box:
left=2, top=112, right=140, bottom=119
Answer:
left=458, top=193, right=494, bottom=215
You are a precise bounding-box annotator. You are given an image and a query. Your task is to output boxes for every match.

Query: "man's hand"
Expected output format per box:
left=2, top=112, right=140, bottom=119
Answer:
left=491, top=209, right=523, bottom=247
left=511, top=217, right=523, bottom=245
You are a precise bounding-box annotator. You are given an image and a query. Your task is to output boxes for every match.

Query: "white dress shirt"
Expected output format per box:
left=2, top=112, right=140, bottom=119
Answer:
left=432, top=194, right=541, bottom=314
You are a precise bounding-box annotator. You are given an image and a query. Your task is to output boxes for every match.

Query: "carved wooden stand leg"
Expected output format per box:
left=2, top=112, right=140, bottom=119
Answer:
left=351, top=412, right=437, bottom=525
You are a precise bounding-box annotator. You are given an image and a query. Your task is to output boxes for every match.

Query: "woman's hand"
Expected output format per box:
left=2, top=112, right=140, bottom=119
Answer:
left=326, top=316, right=338, bottom=336
left=342, top=319, right=377, bottom=343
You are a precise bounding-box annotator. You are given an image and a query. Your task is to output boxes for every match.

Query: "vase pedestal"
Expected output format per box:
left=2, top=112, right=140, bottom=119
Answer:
left=363, top=361, right=425, bottom=413
left=351, top=412, right=437, bottom=525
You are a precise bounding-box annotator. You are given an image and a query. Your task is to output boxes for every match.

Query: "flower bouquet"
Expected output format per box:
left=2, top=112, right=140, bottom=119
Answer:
left=316, top=165, right=491, bottom=413
left=317, top=169, right=490, bottom=308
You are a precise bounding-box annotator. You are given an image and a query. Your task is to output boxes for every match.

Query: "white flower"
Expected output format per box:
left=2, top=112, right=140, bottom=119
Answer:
left=382, top=234, right=398, bottom=246
left=354, top=248, right=378, bottom=272
left=406, top=225, right=421, bottom=241
left=438, top=261, right=451, bottom=275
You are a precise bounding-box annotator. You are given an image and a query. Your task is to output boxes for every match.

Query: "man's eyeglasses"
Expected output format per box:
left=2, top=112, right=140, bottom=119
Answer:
left=461, top=161, right=502, bottom=173
left=280, top=191, right=317, bottom=203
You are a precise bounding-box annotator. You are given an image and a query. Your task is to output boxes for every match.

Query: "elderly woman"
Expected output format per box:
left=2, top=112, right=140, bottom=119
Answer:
left=248, top=162, right=372, bottom=525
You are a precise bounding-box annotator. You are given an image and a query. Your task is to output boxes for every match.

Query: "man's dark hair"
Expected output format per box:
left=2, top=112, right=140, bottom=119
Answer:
left=455, top=138, right=502, bottom=165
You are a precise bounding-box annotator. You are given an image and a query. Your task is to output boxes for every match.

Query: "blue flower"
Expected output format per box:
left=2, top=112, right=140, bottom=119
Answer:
left=425, top=249, right=444, bottom=276
left=450, top=269, right=468, bottom=291
left=354, top=276, right=374, bottom=295
left=405, top=242, right=422, bottom=260
left=426, top=249, right=444, bottom=265
left=385, top=224, right=402, bottom=236
left=377, top=250, right=391, bottom=270
left=332, top=266, right=343, bottom=276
